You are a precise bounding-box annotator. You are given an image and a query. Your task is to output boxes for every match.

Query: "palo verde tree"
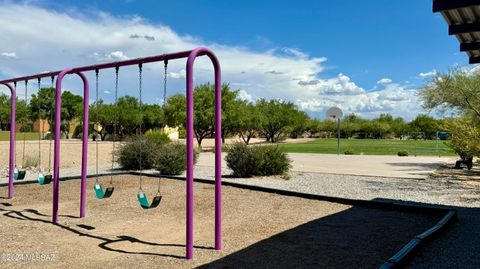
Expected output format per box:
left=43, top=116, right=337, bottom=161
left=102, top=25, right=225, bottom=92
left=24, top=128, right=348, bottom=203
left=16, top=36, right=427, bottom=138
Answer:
left=164, top=93, right=186, bottom=128
left=30, top=88, right=83, bottom=137
left=256, top=98, right=298, bottom=143
left=237, top=101, right=263, bottom=144
left=420, top=68, right=480, bottom=157
left=89, top=100, right=115, bottom=141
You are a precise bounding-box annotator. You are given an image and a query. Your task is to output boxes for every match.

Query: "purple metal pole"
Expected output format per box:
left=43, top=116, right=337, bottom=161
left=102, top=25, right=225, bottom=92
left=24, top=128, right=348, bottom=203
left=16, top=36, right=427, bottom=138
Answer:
left=185, top=47, right=222, bottom=259
left=52, top=70, right=89, bottom=223
left=1, top=83, right=16, bottom=199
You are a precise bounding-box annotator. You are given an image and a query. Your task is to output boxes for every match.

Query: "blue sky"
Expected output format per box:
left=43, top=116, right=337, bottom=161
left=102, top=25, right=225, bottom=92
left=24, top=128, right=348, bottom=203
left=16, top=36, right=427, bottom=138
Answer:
left=0, top=0, right=467, bottom=120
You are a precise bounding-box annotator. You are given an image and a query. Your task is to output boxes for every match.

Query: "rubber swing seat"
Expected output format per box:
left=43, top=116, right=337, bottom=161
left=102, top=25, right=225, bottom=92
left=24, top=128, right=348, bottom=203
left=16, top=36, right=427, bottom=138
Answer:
left=94, top=183, right=114, bottom=199
left=38, top=173, right=52, bottom=185
left=137, top=191, right=162, bottom=209
left=14, top=169, right=26, bottom=181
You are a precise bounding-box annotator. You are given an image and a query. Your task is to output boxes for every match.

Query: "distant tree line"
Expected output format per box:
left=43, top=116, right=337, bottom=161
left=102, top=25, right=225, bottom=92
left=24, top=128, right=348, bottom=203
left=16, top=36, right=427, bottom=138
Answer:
left=0, top=84, right=447, bottom=147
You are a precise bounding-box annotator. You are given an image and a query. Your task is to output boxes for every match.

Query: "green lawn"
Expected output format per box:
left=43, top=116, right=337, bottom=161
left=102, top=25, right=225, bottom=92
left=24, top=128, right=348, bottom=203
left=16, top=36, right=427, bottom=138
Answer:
left=278, top=138, right=456, bottom=156
left=0, top=131, right=41, bottom=141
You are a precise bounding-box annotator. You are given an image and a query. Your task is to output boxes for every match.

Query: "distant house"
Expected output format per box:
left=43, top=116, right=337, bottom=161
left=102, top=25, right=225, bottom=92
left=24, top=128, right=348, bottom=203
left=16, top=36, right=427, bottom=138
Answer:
left=163, top=125, right=179, bottom=140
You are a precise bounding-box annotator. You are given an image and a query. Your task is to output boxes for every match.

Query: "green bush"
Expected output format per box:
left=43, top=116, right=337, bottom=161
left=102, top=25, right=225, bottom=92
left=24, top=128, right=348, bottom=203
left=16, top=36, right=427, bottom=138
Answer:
left=397, top=150, right=409, bottom=156
left=116, top=136, right=158, bottom=170
left=255, top=146, right=291, bottom=176
left=344, top=150, right=355, bottom=155
left=226, top=143, right=291, bottom=177
left=145, top=129, right=171, bottom=145
left=155, top=143, right=198, bottom=175
left=20, top=124, right=33, bottom=132
left=225, top=143, right=260, bottom=177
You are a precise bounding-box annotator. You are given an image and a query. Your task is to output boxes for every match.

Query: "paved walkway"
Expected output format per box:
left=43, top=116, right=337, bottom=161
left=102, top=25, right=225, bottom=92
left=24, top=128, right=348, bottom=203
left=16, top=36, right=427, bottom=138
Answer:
left=197, top=152, right=453, bottom=179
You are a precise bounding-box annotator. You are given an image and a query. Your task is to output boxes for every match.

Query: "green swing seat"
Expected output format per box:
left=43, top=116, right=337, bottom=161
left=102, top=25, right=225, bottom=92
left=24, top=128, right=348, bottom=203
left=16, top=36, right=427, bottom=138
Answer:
left=137, top=191, right=162, bottom=209
left=38, top=173, right=53, bottom=185
left=14, top=168, right=26, bottom=181
left=94, top=183, right=114, bottom=199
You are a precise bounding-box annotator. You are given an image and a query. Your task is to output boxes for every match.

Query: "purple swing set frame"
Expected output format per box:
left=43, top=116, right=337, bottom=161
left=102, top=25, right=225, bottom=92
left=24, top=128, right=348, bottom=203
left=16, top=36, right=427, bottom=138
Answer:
left=0, top=47, right=222, bottom=260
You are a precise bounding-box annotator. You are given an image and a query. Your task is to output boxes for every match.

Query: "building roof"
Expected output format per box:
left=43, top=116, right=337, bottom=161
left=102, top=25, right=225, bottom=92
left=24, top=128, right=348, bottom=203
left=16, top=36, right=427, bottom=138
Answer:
left=434, top=0, right=480, bottom=63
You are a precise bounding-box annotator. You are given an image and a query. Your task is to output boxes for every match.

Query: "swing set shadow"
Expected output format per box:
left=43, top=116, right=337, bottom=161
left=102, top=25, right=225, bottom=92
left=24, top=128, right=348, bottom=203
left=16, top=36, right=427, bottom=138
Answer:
left=0, top=205, right=213, bottom=259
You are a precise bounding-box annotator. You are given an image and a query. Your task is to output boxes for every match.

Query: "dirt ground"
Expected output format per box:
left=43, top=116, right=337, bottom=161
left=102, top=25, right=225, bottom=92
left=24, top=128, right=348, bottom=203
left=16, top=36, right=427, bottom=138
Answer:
left=0, top=175, right=439, bottom=268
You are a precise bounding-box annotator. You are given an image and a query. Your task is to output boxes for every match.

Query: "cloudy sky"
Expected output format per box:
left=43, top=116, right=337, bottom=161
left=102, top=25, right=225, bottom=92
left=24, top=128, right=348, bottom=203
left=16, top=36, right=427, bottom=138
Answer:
left=0, top=1, right=468, bottom=120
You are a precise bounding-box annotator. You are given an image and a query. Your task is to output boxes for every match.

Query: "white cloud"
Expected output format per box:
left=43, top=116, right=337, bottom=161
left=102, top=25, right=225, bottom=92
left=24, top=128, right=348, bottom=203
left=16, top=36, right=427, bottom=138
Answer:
left=418, top=69, right=437, bottom=78
left=0, top=3, right=426, bottom=120
left=167, top=69, right=186, bottom=79
left=1, top=52, right=17, bottom=59
left=376, top=78, right=392, bottom=84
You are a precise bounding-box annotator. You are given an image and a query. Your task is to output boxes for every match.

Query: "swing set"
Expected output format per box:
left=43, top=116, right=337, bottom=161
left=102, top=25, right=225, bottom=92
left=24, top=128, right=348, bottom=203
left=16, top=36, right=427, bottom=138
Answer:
left=0, top=47, right=222, bottom=260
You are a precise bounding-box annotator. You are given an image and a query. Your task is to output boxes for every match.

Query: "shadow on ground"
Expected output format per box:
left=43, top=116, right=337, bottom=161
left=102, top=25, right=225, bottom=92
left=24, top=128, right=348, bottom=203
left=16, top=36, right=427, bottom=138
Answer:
left=198, top=200, right=440, bottom=269
left=0, top=206, right=213, bottom=260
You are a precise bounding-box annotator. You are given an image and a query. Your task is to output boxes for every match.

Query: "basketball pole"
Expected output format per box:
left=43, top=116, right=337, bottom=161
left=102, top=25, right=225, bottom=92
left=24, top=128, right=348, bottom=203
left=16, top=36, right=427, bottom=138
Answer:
left=337, top=117, right=340, bottom=155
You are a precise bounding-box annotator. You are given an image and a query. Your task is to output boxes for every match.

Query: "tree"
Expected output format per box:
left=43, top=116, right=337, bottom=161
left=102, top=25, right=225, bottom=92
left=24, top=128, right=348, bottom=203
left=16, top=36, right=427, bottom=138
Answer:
left=256, top=99, right=298, bottom=143
left=390, top=117, right=408, bottom=138
left=115, top=96, right=142, bottom=136
left=30, top=88, right=83, bottom=137
left=89, top=100, right=115, bottom=141
left=192, top=84, right=215, bottom=147
left=420, top=69, right=480, bottom=118
left=0, top=94, right=10, bottom=130
left=164, top=94, right=186, bottom=127
left=409, top=114, right=439, bottom=139
left=237, top=102, right=263, bottom=144
left=305, top=119, right=322, bottom=138
left=61, top=91, right=84, bottom=138
left=443, top=117, right=480, bottom=158
left=142, top=104, right=165, bottom=131
left=288, top=110, right=310, bottom=138
left=220, top=84, right=243, bottom=143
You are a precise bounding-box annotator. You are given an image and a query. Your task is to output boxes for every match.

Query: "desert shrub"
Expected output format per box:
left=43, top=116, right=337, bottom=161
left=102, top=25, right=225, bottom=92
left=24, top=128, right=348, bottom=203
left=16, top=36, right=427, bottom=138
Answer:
left=397, top=150, right=409, bottom=156
left=116, top=136, right=158, bottom=170
left=145, top=129, right=171, bottom=145
left=226, top=143, right=291, bottom=177
left=24, top=154, right=39, bottom=168
left=155, top=143, right=197, bottom=175
left=254, top=146, right=291, bottom=176
left=344, top=150, right=355, bottom=155
left=225, top=143, right=260, bottom=177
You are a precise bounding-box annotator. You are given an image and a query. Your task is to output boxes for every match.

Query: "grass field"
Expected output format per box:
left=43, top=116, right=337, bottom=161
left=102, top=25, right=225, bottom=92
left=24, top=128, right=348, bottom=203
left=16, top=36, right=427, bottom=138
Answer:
left=278, top=138, right=456, bottom=156
left=0, top=131, right=40, bottom=141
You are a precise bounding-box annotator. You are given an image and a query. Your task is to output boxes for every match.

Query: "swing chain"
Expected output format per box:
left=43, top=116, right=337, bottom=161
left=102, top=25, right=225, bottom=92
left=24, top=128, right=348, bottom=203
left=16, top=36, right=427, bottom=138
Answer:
left=138, top=63, right=143, bottom=190
left=22, top=80, right=28, bottom=168
left=95, top=69, right=100, bottom=184
left=47, top=76, right=54, bottom=174
left=110, top=67, right=119, bottom=186
left=13, top=82, right=17, bottom=168
left=37, top=77, right=42, bottom=173
left=163, top=60, right=168, bottom=108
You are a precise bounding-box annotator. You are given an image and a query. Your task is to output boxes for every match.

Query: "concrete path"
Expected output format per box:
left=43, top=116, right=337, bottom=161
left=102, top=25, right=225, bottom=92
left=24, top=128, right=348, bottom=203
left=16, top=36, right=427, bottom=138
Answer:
left=197, top=152, right=454, bottom=179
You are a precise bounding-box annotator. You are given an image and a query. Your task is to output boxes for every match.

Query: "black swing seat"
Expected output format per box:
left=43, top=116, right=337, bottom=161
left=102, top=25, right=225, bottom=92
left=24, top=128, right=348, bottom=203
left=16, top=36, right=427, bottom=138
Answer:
left=38, top=173, right=53, bottom=185
left=94, top=183, right=115, bottom=199
left=137, top=191, right=162, bottom=209
left=14, top=169, right=26, bottom=181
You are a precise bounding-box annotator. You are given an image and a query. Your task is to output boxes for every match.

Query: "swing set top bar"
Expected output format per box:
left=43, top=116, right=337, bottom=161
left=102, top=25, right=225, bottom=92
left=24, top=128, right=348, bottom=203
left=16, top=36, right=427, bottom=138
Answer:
left=0, top=50, right=198, bottom=84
